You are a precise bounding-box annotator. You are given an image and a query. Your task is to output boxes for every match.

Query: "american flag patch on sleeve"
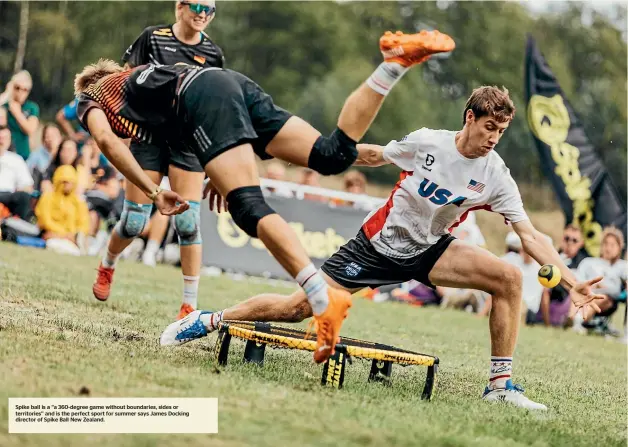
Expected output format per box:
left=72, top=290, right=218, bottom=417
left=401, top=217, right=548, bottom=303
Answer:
left=467, top=179, right=486, bottom=193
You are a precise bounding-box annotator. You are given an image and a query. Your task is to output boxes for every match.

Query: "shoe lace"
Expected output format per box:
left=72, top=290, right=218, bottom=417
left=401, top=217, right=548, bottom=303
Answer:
left=305, top=318, right=331, bottom=344
left=96, top=267, right=113, bottom=285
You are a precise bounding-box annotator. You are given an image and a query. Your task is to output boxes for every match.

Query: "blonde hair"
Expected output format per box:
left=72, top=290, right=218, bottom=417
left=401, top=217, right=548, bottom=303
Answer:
left=463, top=86, right=515, bottom=125
left=74, top=59, right=123, bottom=96
left=11, top=70, right=32, bottom=88
left=602, top=225, right=625, bottom=251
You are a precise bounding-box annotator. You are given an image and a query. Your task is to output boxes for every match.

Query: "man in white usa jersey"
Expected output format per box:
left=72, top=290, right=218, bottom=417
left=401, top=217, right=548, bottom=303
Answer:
left=160, top=86, right=606, bottom=410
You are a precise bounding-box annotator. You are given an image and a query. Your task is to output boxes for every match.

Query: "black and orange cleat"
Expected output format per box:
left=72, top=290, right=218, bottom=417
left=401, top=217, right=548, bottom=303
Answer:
left=380, top=30, right=455, bottom=67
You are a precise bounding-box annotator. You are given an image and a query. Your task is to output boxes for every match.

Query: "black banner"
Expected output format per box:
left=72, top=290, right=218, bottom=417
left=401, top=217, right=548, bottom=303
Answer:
left=200, top=195, right=371, bottom=280
left=524, top=35, right=627, bottom=257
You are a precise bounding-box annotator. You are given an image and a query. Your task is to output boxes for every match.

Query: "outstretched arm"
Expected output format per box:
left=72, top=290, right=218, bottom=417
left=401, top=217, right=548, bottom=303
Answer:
left=85, top=108, right=188, bottom=216
left=512, top=219, right=604, bottom=319
left=353, top=144, right=391, bottom=167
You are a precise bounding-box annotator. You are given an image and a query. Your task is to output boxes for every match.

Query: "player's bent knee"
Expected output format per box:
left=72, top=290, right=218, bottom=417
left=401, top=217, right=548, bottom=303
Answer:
left=174, top=201, right=202, bottom=246
left=308, top=127, right=357, bottom=175
left=226, top=186, right=275, bottom=237
left=115, top=200, right=153, bottom=239
left=501, top=263, right=523, bottom=296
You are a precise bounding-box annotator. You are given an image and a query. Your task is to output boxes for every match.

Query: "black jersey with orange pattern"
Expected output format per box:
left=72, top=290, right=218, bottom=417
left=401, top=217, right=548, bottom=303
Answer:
left=76, top=64, right=203, bottom=143
left=122, top=24, right=224, bottom=69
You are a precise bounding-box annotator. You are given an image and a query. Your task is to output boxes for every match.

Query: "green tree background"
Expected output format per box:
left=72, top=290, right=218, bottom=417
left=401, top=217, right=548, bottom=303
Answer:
left=0, top=1, right=625, bottom=204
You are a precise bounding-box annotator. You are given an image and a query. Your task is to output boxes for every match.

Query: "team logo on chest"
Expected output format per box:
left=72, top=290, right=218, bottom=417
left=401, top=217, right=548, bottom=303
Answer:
left=417, top=177, right=467, bottom=207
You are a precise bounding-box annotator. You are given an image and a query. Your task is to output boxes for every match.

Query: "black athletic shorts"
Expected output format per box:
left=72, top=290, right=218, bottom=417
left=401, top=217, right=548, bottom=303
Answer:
left=321, top=228, right=455, bottom=290
left=227, top=69, right=293, bottom=160
left=178, top=69, right=258, bottom=167
left=130, top=140, right=204, bottom=174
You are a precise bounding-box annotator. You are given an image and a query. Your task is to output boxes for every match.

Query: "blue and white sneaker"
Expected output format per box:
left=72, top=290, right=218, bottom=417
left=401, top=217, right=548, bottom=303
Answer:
left=160, top=310, right=213, bottom=346
left=482, top=380, right=548, bottom=411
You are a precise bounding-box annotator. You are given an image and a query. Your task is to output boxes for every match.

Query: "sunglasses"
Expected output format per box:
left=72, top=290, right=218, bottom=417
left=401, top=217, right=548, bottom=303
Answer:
left=563, top=236, right=581, bottom=244
left=180, top=2, right=216, bottom=15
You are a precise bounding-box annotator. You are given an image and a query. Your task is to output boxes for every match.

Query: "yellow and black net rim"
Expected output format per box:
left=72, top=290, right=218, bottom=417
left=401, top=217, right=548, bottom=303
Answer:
left=218, top=320, right=437, bottom=367
left=213, top=320, right=439, bottom=400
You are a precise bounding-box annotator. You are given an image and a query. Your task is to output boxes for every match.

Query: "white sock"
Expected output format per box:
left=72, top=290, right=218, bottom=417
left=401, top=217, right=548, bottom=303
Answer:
left=200, top=310, right=223, bottom=331
left=102, top=249, right=120, bottom=269
left=489, top=356, right=513, bottom=390
left=366, top=62, right=409, bottom=96
left=295, top=264, right=329, bottom=316
left=183, top=275, right=199, bottom=308
left=144, top=240, right=160, bottom=255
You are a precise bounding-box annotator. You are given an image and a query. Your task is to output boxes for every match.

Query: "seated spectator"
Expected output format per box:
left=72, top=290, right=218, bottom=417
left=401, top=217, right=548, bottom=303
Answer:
left=451, top=211, right=487, bottom=248
left=0, top=113, right=34, bottom=221
left=35, top=165, right=89, bottom=256
left=3, top=70, right=39, bottom=160
left=55, top=98, right=89, bottom=145
left=297, top=168, right=327, bottom=202
left=261, top=161, right=293, bottom=198
left=40, top=139, right=90, bottom=195
left=330, top=170, right=372, bottom=210
left=27, top=123, right=62, bottom=186
left=572, top=226, right=627, bottom=336
left=533, top=225, right=588, bottom=327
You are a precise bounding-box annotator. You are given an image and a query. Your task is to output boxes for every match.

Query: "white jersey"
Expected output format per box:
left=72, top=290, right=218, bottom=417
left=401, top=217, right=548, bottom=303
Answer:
left=362, top=128, right=528, bottom=259
left=577, top=257, right=627, bottom=299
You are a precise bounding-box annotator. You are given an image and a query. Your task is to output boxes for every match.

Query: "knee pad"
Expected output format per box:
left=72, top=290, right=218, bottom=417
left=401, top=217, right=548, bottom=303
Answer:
left=226, top=186, right=276, bottom=237
left=308, top=127, right=358, bottom=175
left=115, top=200, right=152, bottom=239
left=174, top=201, right=202, bottom=246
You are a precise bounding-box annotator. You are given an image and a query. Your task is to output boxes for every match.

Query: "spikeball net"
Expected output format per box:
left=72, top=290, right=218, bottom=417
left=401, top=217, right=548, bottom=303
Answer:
left=213, top=320, right=439, bottom=400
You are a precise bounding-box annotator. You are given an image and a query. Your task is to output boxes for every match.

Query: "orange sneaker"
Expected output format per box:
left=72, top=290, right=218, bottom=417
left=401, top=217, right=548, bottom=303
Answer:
left=380, top=30, right=455, bottom=67
left=93, top=263, right=114, bottom=302
left=309, top=288, right=352, bottom=364
left=177, top=303, right=196, bottom=321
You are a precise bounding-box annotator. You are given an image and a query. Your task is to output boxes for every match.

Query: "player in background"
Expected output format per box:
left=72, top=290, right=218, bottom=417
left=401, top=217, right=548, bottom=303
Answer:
left=93, top=0, right=225, bottom=321
left=75, top=29, right=456, bottom=363
left=161, top=86, right=606, bottom=409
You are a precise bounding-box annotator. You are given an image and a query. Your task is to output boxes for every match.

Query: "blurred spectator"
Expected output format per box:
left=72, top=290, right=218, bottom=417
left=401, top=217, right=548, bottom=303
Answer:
left=331, top=170, right=372, bottom=210
left=40, top=139, right=90, bottom=195
left=27, top=123, right=62, bottom=187
left=55, top=98, right=89, bottom=145
left=530, top=225, right=588, bottom=327
left=0, top=114, right=34, bottom=221
left=297, top=168, right=327, bottom=202
left=572, top=226, right=627, bottom=336
left=35, top=165, right=89, bottom=256
left=2, top=70, right=39, bottom=160
left=261, top=161, right=293, bottom=198
left=451, top=211, right=487, bottom=248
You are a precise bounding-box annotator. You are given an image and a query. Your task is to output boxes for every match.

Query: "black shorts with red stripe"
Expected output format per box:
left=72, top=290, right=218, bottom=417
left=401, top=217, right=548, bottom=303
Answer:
left=320, top=228, right=455, bottom=290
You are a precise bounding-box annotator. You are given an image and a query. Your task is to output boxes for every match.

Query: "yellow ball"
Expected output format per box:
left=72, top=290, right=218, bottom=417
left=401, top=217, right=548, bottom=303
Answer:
left=538, top=264, right=561, bottom=288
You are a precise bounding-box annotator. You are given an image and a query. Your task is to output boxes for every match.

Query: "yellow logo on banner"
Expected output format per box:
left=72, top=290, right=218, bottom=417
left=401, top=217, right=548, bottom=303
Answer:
left=527, top=94, right=601, bottom=256
left=216, top=213, right=347, bottom=259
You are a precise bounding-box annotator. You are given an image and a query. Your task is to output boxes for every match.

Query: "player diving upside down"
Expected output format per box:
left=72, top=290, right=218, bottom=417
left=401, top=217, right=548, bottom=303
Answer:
left=161, top=85, right=606, bottom=410
left=74, top=29, right=455, bottom=364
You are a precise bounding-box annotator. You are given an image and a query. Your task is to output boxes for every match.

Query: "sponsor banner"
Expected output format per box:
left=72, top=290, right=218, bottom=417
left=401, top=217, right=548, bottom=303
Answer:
left=524, top=35, right=626, bottom=256
left=201, top=195, right=370, bottom=280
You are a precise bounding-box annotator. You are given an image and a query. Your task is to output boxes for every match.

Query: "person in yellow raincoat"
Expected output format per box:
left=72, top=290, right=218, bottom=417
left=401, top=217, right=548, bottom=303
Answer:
left=35, top=164, right=89, bottom=254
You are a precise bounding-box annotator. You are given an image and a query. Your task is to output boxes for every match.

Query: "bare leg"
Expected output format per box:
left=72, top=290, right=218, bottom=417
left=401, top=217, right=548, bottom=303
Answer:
left=168, top=166, right=204, bottom=278
left=429, top=240, right=523, bottom=358
left=204, top=144, right=312, bottom=278
left=106, top=170, right=162, bottom=258
left=222, top=272, right=360, bottom=322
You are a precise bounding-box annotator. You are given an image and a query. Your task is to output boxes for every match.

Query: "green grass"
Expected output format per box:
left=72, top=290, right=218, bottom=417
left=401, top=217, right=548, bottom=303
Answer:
left=1, top=242, right=626, bottom=447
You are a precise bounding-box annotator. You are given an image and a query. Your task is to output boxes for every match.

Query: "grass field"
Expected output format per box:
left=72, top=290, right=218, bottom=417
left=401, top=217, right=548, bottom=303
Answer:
left=1, top=241, right=626, bottom=447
